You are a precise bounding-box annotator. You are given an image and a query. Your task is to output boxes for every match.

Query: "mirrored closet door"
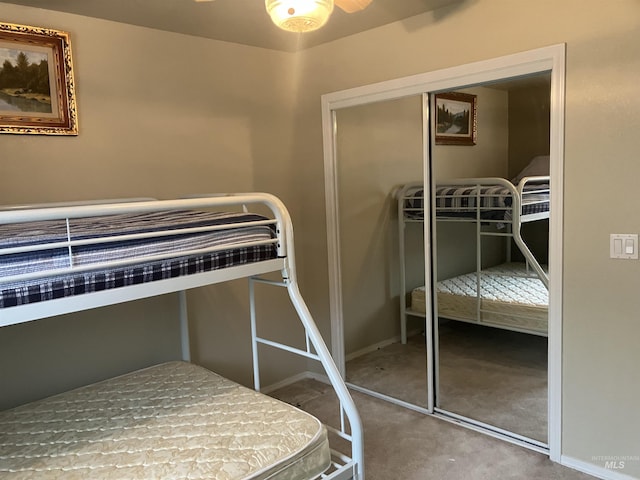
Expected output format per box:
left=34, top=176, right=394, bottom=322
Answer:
left=431, top=74, right=551, bottom=445
left=335, top=94, right=429, bottom=408
left=324, top=46, right=564, bottom=455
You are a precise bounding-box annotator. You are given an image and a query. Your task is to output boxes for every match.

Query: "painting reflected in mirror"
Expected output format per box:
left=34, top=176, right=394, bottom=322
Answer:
left=335, top=73, right=551, bottom=444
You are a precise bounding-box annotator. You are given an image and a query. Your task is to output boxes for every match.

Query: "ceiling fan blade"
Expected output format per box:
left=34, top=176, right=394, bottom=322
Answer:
left=335, top=0, right=373, bottom=13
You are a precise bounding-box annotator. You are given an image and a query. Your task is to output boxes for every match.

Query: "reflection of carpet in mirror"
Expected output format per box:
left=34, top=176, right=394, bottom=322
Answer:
left=438, top=321, right=547, bottom=443
left=345, top=319, right=547, bottom=443
left=346, top=333, right=429, bottom=408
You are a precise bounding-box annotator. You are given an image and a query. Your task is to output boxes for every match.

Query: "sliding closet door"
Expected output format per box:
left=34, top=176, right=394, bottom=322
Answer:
left=324, top=45, right=564, bottom=458
left=334, top=95, right=429, bottom=407
left=432, top=75, right=551, bottom=445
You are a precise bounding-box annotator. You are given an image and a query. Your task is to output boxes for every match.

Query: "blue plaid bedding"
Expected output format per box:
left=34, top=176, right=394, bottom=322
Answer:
left=0, top=210, right=277, bottom=308
left=404, top=183, right=549, bottom=221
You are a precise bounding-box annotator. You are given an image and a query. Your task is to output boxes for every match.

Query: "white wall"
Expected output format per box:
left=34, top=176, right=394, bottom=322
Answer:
left=291, top=1, right=640, bottom=477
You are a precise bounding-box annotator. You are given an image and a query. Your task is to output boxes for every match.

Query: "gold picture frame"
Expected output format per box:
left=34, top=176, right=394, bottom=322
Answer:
left=435, top=92, right=476, bottom=145
left=0, top=22, right=78, bottom=135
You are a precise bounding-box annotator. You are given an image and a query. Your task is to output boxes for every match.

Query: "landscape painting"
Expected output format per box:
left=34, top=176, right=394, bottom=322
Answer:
left=0, top=47, right=54, bottom=115
left=435, top=92, right=477, bottom=145
left=0, top=23, right=78, bottom=135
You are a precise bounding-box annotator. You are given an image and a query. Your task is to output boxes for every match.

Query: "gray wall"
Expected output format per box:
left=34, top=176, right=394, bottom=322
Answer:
left=335, top=96, right=423, bottom=355
left=0, top=4, right=301, bottom=408
left=291, top=0, right=640, bottom=476
left=508, top=80, right=551, bottom=178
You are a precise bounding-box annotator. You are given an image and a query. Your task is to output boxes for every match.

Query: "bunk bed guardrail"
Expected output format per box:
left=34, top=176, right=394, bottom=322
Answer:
left=434, top=177, right=549, bottom=289
left=395, top=177, right=550, bottom=342
left=0, top=193, right=364, bottom=480
left=398, top=177, right=549, bottom=287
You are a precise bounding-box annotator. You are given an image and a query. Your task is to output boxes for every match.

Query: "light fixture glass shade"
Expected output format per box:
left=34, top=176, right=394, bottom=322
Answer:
left=265, top=0, right=334, bottom=33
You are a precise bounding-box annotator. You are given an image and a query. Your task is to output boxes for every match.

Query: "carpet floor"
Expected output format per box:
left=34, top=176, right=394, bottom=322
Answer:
left=271, top=378, right=595, bottom=480
left=345, top=319, right=548, bottom=443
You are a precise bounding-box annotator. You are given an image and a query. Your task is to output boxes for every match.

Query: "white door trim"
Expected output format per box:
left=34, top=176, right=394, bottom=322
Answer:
left=321, top=43, right=565, bottom=462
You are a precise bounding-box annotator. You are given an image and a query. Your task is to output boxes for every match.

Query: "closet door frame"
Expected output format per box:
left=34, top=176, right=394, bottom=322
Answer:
left=322, top=44, right=565, bottom=461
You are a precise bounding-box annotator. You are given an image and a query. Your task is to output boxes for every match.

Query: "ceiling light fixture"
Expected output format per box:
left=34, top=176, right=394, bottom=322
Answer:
left=265, top=0, right=335, bottom=33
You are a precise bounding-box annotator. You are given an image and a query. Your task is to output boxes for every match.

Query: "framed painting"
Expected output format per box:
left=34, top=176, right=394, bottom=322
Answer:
left=435, top=92, right=476, bottom=145
left=0, top=22, right=78, bottom=135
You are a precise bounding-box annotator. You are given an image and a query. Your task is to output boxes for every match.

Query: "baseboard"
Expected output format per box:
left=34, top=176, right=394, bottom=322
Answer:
left=306, top=371, right=331, bottom=384
left=345, top=329, right=422, bottom=362
left=260, top=371, right=314, bottom=394
left=561, top=455, right=639, bottom=480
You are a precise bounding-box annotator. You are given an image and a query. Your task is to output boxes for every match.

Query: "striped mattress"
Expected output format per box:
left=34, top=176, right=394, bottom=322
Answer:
left=411, top=262, right=548, bottom=334
left=0, top=362, right=330, bottom=479
left=435, top=183, right=549, bottom=220
left=0, top=210, right=277, bottom=308
left=404, top=183, right=550, bottom=221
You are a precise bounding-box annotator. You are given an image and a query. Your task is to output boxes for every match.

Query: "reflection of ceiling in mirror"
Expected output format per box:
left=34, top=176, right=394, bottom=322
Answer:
left=479, top=73, right=551, bottom=92
left=447, top=73, right=552, bottom=94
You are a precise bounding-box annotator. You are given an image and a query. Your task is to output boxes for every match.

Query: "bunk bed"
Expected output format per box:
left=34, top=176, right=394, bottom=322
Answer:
left=0, top=193, right=363, bottom=480
left=396, top=173, right=550, bottom=342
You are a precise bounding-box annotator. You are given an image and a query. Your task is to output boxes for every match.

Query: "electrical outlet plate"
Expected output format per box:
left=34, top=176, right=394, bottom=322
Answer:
left=610, top=234, right=638, bottom=259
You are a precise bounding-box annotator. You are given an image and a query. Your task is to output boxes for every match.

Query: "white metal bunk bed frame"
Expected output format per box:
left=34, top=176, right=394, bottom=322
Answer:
left=396, top=177, right=550, bottom=344
left=0, top=193, right=364, bottom=480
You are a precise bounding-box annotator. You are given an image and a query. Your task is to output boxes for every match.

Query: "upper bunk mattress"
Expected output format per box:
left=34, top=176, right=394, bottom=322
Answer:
left=434, top=183, right=549, bottom=220
left=404, top=183, right=550, bottom=221
left=0, top=361, right=330, bottom=480
left=411, top=262, right=548, bottom=334
left=0, top=210, right=277, bottom=308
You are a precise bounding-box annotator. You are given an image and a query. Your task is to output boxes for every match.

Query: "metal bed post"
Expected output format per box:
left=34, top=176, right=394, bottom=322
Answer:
left=248, top=273, right=364, bottom=479
left=397, top=186, right=408, bottom=345
left=178, top=290, right=191, bottom=362
left=277, top=195, right=364, bottom=480
left=395, top=182, right=424, bottom=345
left=246, top=194, right=364, bottom=480
left=285, top=279, right=364, bottom=480
left=513, top=178, right=549, bottom=289
left=249, top=277, right=261, bottom=392
left=506, top=223, right=512, bottom=262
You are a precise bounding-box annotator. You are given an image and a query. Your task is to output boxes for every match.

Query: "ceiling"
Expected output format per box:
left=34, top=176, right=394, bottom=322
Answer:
left=2, top=0, right=461, bottom=52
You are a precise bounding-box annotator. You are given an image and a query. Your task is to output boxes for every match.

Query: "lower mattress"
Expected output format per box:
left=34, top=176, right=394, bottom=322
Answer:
left=411, top=262, right=548, bottom=334
left=0, top=362, right=330, bottom=480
